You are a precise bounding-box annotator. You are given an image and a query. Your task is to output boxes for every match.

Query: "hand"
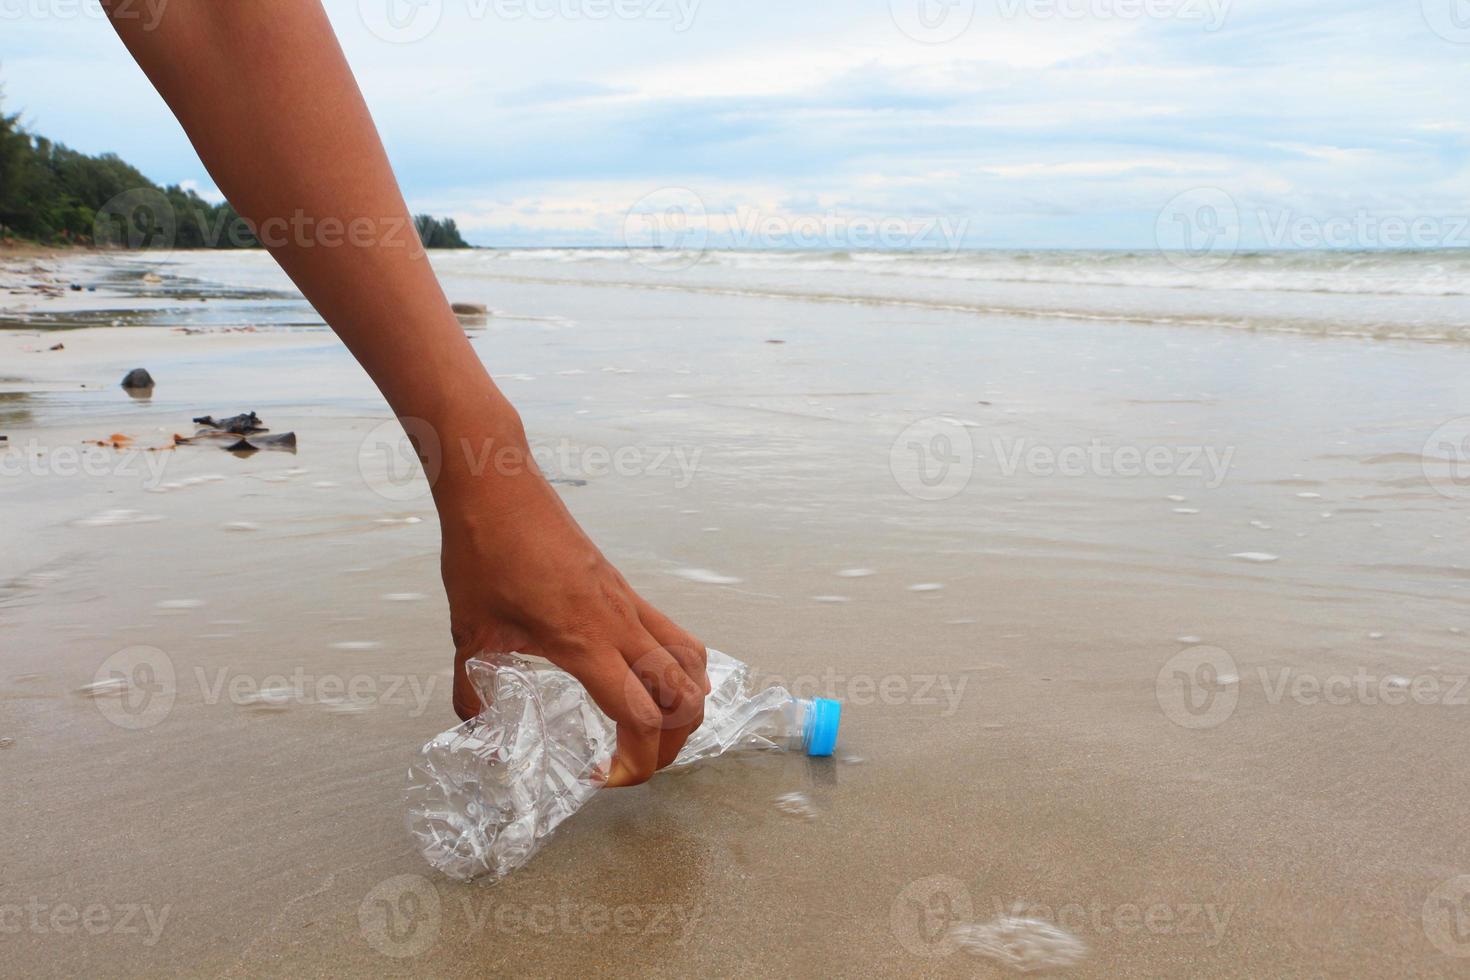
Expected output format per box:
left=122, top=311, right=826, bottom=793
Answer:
left=436, top=431, right=709, bottom=788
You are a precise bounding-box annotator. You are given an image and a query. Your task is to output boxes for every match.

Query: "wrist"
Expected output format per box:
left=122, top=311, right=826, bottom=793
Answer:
left=420, top=408, right=552, bottom=521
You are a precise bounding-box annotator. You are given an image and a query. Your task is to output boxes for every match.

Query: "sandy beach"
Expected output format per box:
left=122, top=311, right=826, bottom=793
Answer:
left=4, top=247, right=1470, bottom=977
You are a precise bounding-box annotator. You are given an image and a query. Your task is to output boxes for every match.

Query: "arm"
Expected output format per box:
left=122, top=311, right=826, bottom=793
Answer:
left=102, top=0, right=708, bottom=785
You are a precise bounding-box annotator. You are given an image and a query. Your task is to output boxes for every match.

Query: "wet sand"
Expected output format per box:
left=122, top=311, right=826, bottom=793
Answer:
left=4, top=251, right=1470, bottom=977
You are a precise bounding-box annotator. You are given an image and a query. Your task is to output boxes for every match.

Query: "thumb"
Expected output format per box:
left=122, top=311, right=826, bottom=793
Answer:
left=452, top=645, right=482, bottom=722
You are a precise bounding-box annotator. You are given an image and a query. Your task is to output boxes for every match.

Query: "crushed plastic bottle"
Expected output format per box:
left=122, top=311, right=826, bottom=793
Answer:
left=406, top=649, right=841, bottom=882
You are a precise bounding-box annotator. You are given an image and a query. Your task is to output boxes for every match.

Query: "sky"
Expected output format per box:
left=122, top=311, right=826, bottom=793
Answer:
left=2, top=0, right=1469, bottom=249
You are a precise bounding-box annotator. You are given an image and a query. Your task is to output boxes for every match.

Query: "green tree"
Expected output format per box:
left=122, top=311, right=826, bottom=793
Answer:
left=1, top=85, right=468, bottom=249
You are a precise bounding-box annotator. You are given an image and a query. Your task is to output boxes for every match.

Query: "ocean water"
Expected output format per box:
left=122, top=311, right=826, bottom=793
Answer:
left=85, top=246, right=1470, bottom=344
left=448, top=247, right=1470, bottom=344
left=8, top=245, right=1468, bottom=616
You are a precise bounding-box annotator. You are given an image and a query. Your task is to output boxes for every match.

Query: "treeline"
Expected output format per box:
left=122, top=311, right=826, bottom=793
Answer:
left=415, top=214, right=468, bottom=249
left=0, top=94, right=469, bottom=249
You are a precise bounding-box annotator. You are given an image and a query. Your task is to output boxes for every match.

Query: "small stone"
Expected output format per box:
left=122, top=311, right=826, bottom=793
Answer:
left=120, top=368, right=155, bottom=390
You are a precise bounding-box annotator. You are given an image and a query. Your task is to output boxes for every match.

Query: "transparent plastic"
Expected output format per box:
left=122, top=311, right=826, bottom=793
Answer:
left=406, top=649, right=818, bottom=882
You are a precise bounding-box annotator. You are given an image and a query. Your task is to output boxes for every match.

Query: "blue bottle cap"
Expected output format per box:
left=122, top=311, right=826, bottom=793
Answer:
left=805, top=698, right=841, bottom=757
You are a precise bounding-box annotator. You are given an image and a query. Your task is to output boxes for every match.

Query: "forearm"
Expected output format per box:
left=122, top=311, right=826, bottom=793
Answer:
left=104, top=0, right=709, bottom=780
left=102, top=0, right=515, bottom=455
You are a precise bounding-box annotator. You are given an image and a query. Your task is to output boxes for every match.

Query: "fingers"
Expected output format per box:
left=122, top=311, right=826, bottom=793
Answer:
left=450, top=630, right=486, bottom=722
left=562, top=652, right=664, bottom=788
left=621, top=637, right=706, bottom=771
left=451, top=599, right=710, bottom=785
left=449, top=619, right=534, bottom=722
left=635, top=597, right=710, bottom=695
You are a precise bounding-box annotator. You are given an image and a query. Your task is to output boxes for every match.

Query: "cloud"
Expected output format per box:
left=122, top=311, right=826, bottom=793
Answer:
left=3, top=0, right=1466, bottom=246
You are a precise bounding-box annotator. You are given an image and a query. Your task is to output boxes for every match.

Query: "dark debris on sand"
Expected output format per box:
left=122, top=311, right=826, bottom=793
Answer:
left=182, top=411, right=297, bottom=455
left=192, top=411, right=267, bottom=435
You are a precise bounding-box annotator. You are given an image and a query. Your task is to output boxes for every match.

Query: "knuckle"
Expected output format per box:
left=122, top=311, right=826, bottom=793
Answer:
left=677, top=634, right=708, bottom=668
left=625, top=702, right=664, bottom=737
